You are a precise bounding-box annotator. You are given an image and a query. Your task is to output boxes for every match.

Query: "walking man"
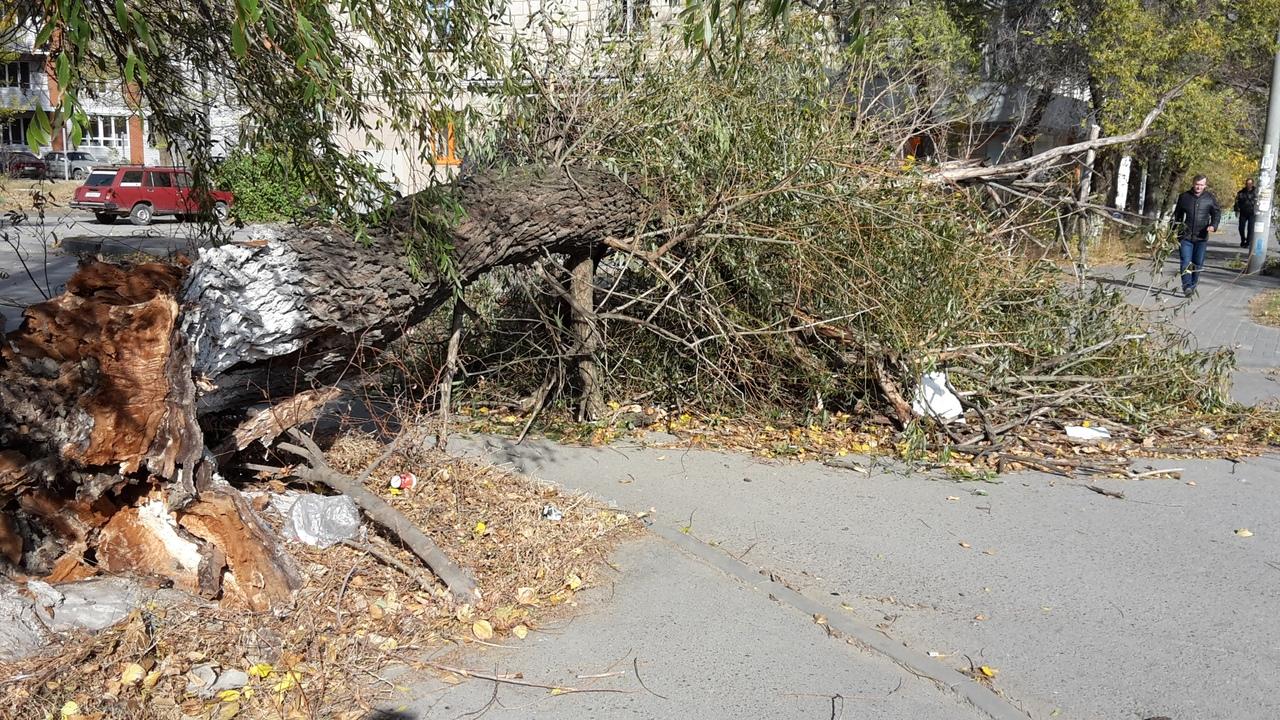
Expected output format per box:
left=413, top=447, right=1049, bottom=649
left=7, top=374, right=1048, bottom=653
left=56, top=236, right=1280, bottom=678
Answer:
left=1234, top=178, right=1258, bottom=248
left=1172, top=174, right=1221, bottom=297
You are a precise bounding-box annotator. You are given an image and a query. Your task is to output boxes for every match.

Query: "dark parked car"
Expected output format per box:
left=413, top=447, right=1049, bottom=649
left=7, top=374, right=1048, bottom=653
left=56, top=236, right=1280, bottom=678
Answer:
left=1, top=150, right=47, bottom=178
left=43, top=151, right=98, bottom=180
left=69, top=165, right=233, bottom=225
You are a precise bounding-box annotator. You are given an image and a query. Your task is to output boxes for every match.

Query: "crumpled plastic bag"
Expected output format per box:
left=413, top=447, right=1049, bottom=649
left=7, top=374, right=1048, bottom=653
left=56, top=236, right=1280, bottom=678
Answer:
left=911, top=371, right=964, bottom=421
left=283, top=493, right=361, bottom=548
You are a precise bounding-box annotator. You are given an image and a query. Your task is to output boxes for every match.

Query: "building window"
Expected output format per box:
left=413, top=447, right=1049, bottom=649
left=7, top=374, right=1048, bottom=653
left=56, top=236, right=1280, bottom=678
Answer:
left=433, top=124, right=460, bottom=166
left=82, top=115, right=130, bottom=150
left=428, top=0, right=454, bottom=41
left=0, top=116, right=32, bottom=145
left=0, top=62, right=32, bottom=90
left=605, top=0, right=650, bottom=36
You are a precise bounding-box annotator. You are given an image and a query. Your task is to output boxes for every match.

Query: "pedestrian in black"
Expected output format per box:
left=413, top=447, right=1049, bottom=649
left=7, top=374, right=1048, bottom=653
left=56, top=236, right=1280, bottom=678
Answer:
left=1171, top=174, right=1221, bottom=297
left=1234, top=178, right=1258, bottom=248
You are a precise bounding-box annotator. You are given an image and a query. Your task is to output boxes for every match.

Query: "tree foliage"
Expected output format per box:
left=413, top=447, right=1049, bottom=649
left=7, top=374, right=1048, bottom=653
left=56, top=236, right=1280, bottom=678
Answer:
left=6, top=0, right=503, bottom=220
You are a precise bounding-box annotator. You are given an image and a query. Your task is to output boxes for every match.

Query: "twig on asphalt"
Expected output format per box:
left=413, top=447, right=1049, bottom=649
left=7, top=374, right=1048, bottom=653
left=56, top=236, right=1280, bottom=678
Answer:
left=633, top=657, right=669, bottom=700
left=1084, top=484, right=1125, bottom=500
left=427, top=663, right=635, bottom=696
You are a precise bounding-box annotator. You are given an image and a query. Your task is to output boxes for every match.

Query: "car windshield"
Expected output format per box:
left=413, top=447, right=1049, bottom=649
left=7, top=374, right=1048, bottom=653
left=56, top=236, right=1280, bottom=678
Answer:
left=68, top=153, right=92, bottom=161
left=84, top=171, right=116, bottom=187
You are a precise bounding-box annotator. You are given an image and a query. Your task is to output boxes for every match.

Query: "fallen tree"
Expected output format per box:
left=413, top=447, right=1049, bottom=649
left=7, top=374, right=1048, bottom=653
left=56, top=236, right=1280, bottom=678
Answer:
left=0, top=164, right=645, bottom=606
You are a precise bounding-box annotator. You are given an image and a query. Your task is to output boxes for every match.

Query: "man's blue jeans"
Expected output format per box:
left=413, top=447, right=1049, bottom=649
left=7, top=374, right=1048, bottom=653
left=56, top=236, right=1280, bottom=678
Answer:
left=1179, top=237, right=1208, bottom=291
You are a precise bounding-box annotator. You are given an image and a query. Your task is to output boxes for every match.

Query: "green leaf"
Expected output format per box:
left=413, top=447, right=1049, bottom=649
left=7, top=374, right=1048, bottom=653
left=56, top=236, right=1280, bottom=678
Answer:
left=34, top=22, right=56, bottom=47
left=114, top=0, right=127, bottom=26
left=70, top=118, right=83, bottom=146
left=132, top=15, right=157, bottom=53
left=56, top=54, right=70, bottom=89
left=231, top=21, right=248, bottom=56
left=124, top=53, right=136, bottom=84
left=26, top=120, right=49, bottom=151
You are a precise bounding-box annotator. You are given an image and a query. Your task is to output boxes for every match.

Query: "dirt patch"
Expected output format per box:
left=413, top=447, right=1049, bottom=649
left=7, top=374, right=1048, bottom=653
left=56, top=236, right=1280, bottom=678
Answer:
left=0, top=430, right=640, bottom=720
left=1249, top=289, right=1280, bottom=328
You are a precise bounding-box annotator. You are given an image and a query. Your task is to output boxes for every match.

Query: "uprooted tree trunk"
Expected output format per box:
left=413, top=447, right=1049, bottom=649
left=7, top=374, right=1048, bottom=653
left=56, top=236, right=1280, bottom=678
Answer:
left=0, top=164, right=645, bottom=608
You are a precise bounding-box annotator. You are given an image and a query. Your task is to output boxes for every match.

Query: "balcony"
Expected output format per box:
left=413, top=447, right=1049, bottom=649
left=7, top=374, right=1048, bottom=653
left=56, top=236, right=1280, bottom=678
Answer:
left=0, top=84, right=53, bottom=112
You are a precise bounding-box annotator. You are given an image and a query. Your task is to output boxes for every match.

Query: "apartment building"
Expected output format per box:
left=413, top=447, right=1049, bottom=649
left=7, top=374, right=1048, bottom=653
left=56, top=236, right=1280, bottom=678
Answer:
left=2, top=25, right=242, bottom=165
left=345, top=0, right=673, bottom=195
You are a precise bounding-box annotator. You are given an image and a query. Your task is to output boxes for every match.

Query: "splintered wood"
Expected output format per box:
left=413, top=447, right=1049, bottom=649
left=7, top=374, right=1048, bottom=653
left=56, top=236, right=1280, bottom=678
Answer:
left=0, top=260, right=297, bottom=609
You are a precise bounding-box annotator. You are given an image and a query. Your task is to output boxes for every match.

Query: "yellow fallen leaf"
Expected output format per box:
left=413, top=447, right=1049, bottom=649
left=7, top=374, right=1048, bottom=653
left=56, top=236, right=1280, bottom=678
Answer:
left=979, top=666, right=998, bottom=678
left=1235, top=528, right=1254, bottom=537
left=515, top=587, right=537, bottom=605
left=272, top=671, right=301, bottom=693
left=120, top=663, right=145, bottom=686
left=217, top=689, right=242, bottom=703
left=388, top=488, right=402, bottom=497
left=550, top=687, right=566, bottom=696
left=142, top=670, right=162, bottom=689
left=813, top=614, right=828, bottom=625
left=513, top=624, right=529, bottom=639
left=368, top=604, right=384, bottom=620
left=472, top=620, right=494, bottom=640
left=247, top=663, right=274, bottom=679
left=60, top=702, right=79, bottom=719
left=217, top=702, right=240, bottom=720
left=565, top=573, right=583, bottom=590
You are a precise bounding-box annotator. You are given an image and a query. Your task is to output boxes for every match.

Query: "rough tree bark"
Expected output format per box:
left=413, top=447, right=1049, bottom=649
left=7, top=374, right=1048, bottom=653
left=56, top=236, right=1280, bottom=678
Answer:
left=568, top=250, right=605, bottom=422
left=189, top=165, right=645, bottom=415
left=0, top=164, right=646, bottom=606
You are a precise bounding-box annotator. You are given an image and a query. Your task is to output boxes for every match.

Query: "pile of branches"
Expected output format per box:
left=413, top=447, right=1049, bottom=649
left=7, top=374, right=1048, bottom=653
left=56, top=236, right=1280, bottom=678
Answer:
left=417, top=14, right=1251, bottom=455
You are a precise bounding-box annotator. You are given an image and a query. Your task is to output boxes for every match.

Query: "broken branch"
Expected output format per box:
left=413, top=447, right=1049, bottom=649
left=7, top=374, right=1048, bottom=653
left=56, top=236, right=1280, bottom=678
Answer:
left=278, top=430, right=479, bottom=602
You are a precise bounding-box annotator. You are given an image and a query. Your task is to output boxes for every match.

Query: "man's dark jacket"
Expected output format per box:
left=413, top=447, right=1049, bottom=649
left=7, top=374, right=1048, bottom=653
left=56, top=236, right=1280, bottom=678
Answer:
left=1173, top=190, right=1222, bottom=241
left=1235, top=187, right=1258, bottom=218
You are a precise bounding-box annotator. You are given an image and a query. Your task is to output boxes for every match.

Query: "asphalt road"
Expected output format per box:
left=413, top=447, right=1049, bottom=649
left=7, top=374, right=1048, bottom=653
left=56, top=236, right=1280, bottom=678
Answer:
left=432, top=435, right=1279, bottom=720
left=0, top=209, right=213, bottom=330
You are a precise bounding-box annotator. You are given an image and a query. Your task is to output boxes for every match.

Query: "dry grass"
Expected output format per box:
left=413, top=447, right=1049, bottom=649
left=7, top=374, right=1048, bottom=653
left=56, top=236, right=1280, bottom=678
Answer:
left=0, top=429, right=640, bottom=720
left=1, top=179, right=82, bottom=214
left=1249, top=289, right=1280, bottom=329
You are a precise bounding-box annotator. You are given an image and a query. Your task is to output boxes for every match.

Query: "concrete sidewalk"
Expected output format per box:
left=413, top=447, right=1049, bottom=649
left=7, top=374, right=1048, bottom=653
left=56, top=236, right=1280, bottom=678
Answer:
left=1091, top=220, right=1280, bottom=403
left=395, top=537, right=997, bottom=720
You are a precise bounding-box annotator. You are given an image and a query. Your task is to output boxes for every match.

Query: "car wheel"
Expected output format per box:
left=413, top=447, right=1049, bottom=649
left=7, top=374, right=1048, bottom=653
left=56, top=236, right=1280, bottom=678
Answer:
left=72, top=168, right=86, bottom=180
left=213, top=201, right=229, bottom=222
left=129, top=203, right=153, bottom=226
left=94, top=212, right=117, bottom=225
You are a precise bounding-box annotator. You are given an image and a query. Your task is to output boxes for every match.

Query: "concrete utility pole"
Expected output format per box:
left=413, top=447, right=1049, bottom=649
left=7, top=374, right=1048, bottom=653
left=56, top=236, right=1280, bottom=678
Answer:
left=1114, top=155, right=1132, bottom=211
left=1247, top=28, right=1280, bottom=274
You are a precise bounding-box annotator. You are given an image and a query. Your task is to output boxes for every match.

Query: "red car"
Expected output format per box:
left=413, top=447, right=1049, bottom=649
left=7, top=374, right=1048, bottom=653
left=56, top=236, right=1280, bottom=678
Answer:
left=1, top=149, right=48, bottom=178
left=70, top=165, right=233, bottom=226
